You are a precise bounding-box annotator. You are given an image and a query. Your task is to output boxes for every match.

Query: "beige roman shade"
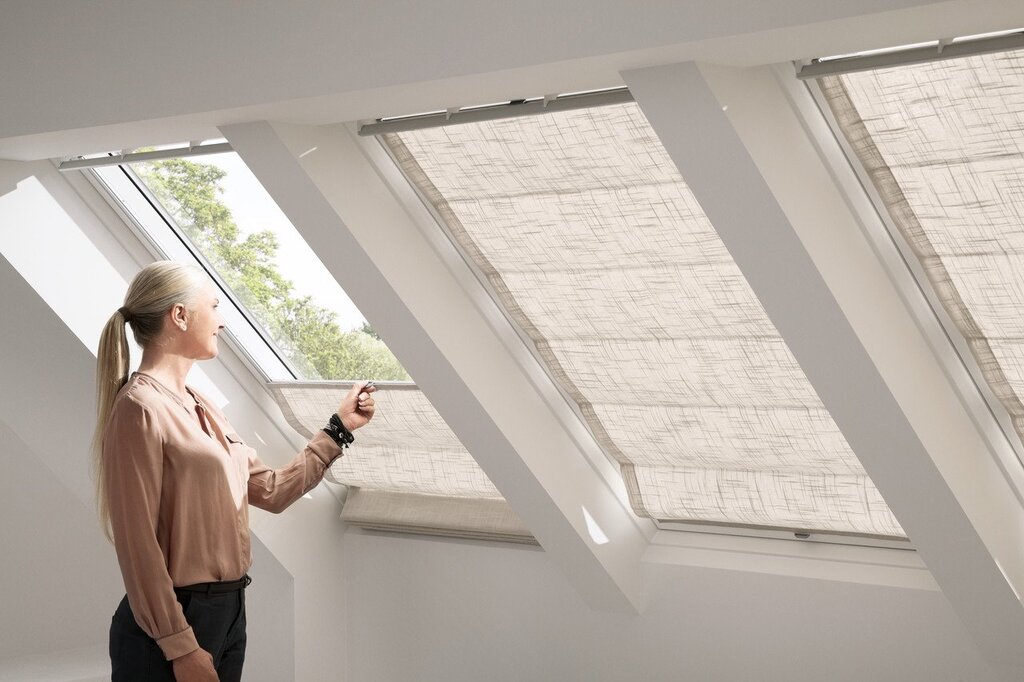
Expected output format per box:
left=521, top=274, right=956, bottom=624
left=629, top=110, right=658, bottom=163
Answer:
left=822, top=49, right=1024, bottom=468
left=378, top=102, right=905, bottom=537
left=267, top=382, right=536, bottom=544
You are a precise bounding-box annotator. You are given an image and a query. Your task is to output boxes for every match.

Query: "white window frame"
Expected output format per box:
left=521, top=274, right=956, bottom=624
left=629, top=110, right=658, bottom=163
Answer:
left=353, top=112, right=920, bottom=550
left=777, top=62, right=1024, bottom=506
left=86, top=160, right=313, bottom=384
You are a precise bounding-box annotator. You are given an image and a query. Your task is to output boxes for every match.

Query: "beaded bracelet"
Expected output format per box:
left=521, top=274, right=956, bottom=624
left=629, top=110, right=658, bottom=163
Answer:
left=322, top=413, right=355, bottom=449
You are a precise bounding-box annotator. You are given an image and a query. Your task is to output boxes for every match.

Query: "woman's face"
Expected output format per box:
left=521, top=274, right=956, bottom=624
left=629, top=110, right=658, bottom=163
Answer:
left=182, top=281, right=226, bottom=360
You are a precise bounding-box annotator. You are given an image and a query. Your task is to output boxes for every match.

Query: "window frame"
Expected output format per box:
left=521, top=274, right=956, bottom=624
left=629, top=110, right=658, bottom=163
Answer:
left=354, top=123, right=640, bottom=517
left=86, top=160, right=303, bottom=383
left=356, top=110, right=919, bottom=548
left=781, top=61, right=1024, bottom=505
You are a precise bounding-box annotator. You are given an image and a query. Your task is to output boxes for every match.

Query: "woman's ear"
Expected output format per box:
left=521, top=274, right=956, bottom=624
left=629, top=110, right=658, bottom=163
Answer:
left=170, top=303, right=188, bottom=331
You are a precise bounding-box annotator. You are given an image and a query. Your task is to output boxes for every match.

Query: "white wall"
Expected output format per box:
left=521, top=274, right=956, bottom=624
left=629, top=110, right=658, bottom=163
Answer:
left=0, top=418, right=120, bottom=664
left=343, top=529, right=1018, bottom=682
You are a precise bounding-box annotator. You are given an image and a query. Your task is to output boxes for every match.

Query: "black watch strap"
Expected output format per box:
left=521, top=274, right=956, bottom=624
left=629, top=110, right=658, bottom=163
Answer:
left=322, top=413, right=355, bottom=449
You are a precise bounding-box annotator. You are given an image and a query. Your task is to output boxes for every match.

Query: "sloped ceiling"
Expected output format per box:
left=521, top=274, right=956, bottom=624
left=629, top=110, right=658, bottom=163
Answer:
left=3, top=1, right=1023, bottom=159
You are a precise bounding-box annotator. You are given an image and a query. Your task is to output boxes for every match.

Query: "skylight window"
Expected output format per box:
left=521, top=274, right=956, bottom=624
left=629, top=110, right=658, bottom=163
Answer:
left=381, top=102, right=905, bottom=537
left=821, top=48, right=1024, bottom=468
left=93, top=151, right=410, bottom=383
left=90, top=148, right=523, bottom=541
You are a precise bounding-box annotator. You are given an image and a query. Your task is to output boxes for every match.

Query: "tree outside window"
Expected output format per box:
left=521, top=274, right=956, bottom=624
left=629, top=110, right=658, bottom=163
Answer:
left=134, top=156, right=410, bottom=382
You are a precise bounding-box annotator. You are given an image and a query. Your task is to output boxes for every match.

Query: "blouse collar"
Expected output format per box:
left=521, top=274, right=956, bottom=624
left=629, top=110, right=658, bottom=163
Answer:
left=132, top=371, right=205, bottom=413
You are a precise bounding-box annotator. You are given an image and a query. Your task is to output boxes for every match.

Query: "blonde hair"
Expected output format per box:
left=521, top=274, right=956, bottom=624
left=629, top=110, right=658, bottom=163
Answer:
left=91, top=260, right=207, bottom=543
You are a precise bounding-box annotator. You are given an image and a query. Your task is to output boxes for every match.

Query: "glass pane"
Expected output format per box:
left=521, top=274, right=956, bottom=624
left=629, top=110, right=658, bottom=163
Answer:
left=129, top=152, right=411, bottom=382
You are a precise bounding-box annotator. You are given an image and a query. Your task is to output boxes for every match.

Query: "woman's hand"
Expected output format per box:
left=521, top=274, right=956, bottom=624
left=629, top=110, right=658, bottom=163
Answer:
left=172, top=647, right=218, bottom=681
left=337, top=380, right=377, bottom=431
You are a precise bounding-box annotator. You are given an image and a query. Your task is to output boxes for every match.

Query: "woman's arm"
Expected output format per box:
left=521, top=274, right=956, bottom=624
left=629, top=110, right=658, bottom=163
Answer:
left=103, top=397, right=200, bottom=661
left=245, top=381, right=376, bottom=513
left=245, top=430, right=345, bottom=513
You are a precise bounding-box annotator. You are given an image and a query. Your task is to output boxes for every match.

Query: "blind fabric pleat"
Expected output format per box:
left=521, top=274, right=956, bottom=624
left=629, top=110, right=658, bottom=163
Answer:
left=341, top=488, right=537, bottom=545
left=268, top=383, right=535, bottom=543
left=383, top=103, right=905, bottom=537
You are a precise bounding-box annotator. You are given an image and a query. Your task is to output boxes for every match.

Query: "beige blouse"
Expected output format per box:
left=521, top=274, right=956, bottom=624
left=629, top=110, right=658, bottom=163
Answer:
left=102, top=371, right=345, bottom=660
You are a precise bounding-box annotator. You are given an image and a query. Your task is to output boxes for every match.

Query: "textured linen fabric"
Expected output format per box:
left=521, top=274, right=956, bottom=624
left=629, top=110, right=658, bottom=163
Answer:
left=822, top=49, right=1024, bottom=457
left=102, top=371, right=344, bottom=660
left=341, top=488, right=536, bottom=545
left=382, top=104, right=906, bottom=537
left=269, top=383, right=504, bottom=499
left=267, top=383, right=539, bottom=543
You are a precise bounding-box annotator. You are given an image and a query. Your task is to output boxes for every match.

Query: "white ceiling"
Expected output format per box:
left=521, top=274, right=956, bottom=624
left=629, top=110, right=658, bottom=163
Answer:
left=3, top=0, right=1024, bottom=159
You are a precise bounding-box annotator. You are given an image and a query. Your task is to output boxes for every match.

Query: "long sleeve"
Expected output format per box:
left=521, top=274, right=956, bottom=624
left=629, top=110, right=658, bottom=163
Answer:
left=246, top=429, right=345, bottom=513
left=103, top=397, right=200, bottom=661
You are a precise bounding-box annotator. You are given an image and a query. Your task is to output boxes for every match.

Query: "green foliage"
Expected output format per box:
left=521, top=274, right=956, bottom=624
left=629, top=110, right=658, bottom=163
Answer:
left=359, top=321, right=381, bottom=340
left=136, top=158, right=410, bottom=381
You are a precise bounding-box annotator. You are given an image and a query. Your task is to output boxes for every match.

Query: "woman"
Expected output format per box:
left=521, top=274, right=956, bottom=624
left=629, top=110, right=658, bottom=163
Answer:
left=91, top=260, right=376, bottom=681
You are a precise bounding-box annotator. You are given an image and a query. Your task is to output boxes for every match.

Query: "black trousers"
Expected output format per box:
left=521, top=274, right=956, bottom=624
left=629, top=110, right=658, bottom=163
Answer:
left=109, top=586, right=247, bottom=681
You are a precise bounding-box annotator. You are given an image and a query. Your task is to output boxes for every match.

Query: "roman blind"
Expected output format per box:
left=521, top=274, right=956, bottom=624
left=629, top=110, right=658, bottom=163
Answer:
left=379, top=102, right=905, bottom=537
left=268, top=382, right=535, bottom=543
left=822, top=49, right=1024, bottom=470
